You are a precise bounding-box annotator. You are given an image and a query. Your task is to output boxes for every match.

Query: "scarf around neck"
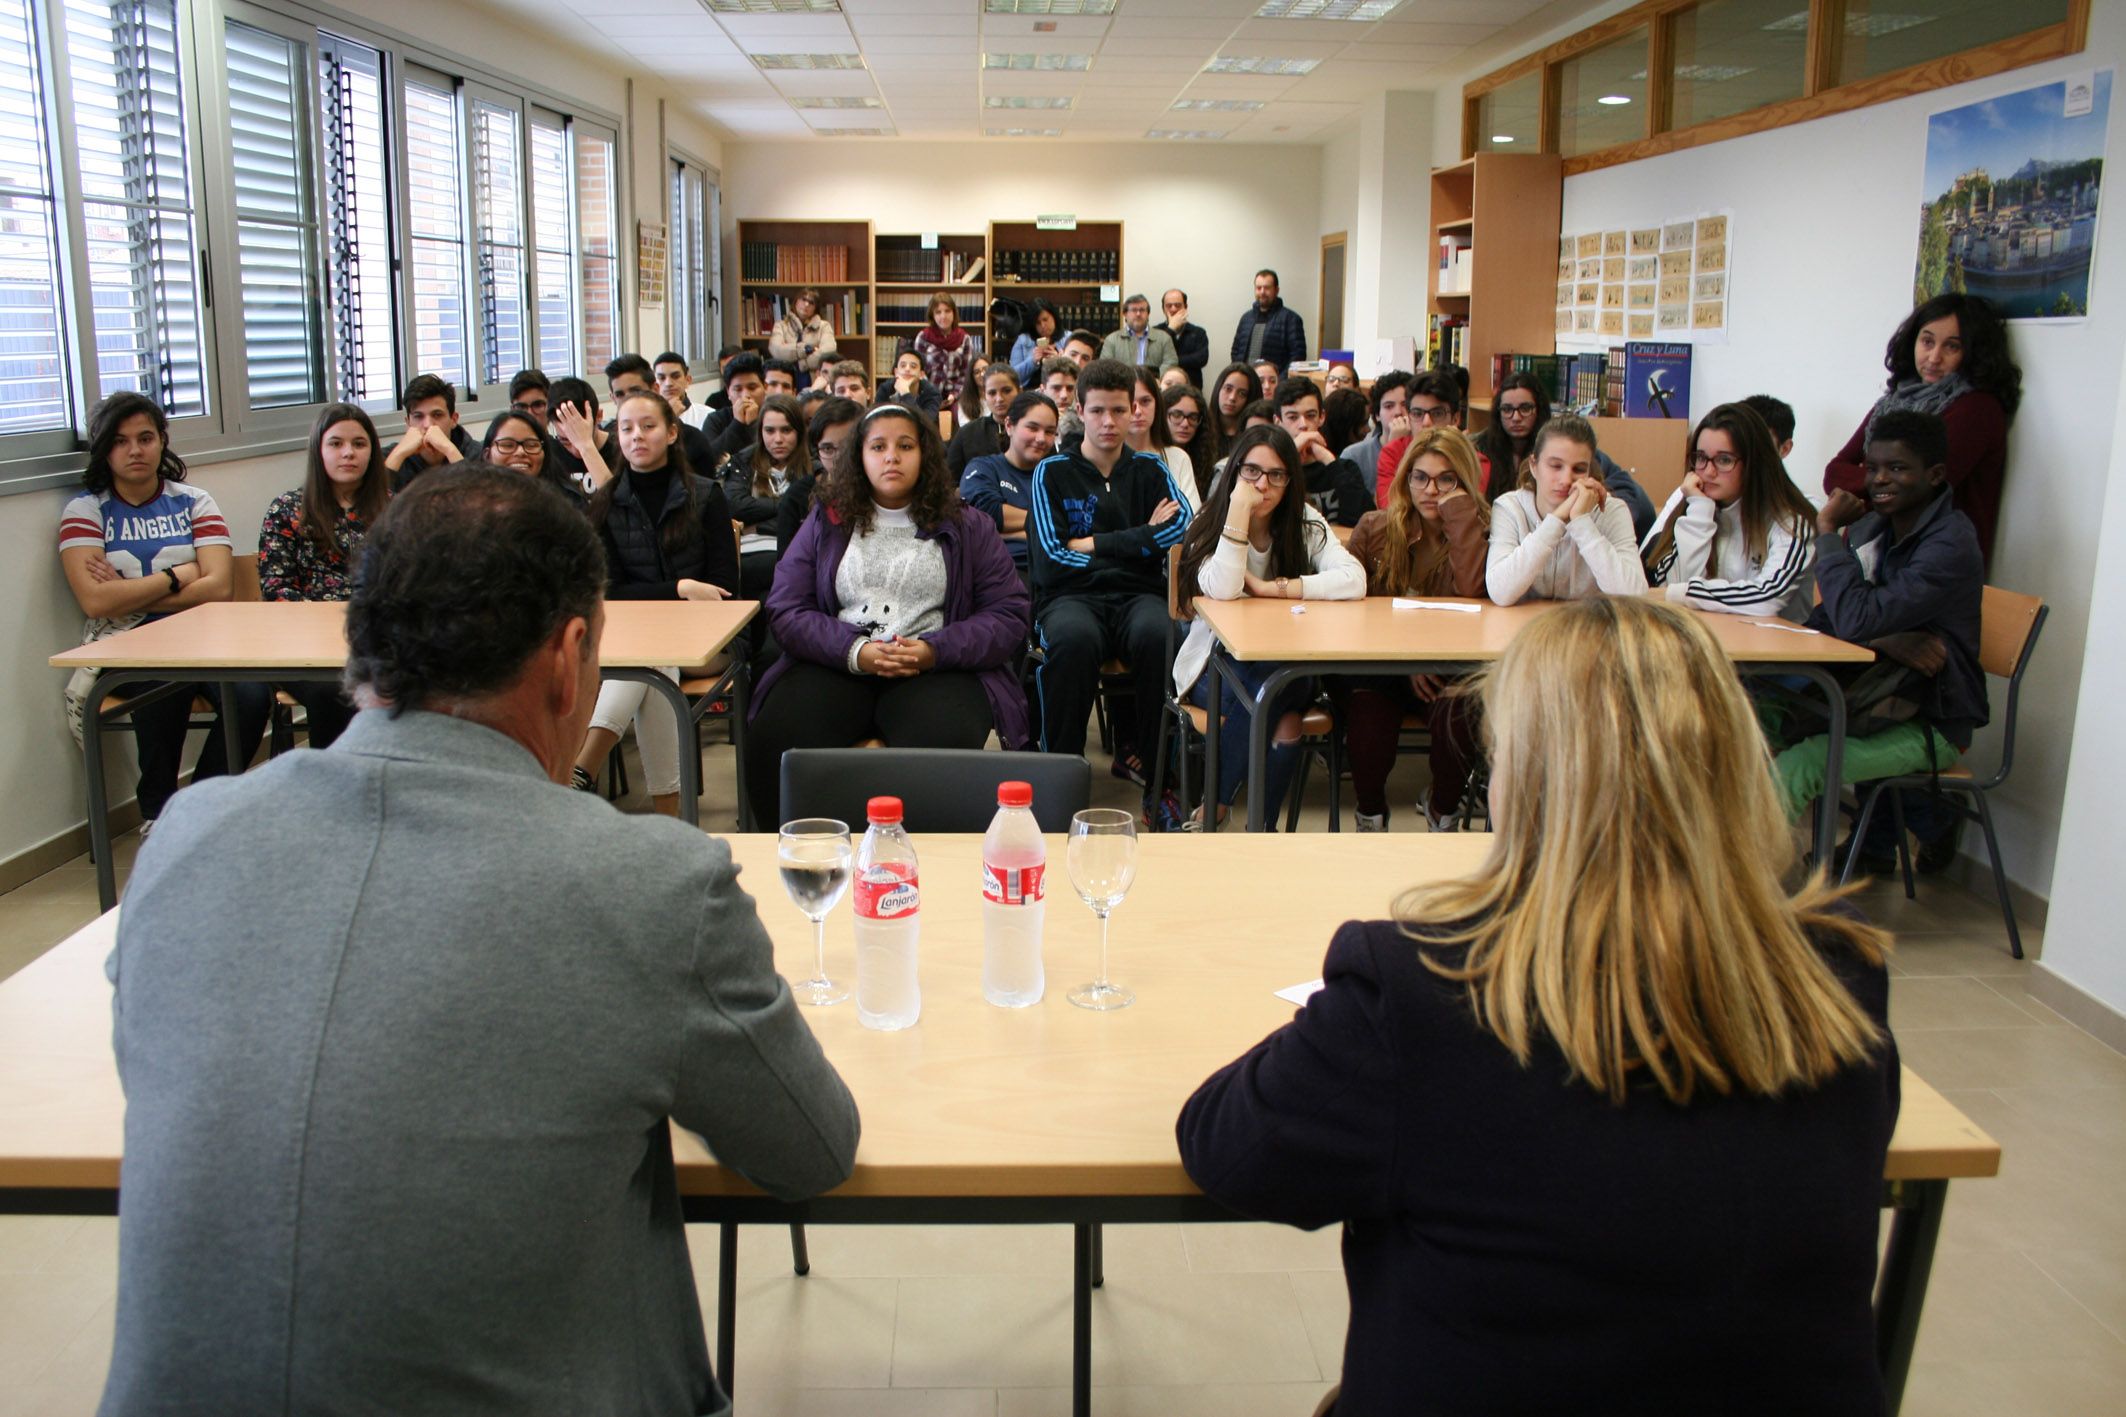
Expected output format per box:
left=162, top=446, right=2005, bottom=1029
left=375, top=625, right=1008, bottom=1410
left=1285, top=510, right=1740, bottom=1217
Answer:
left=925, top=324, right=967, bottom=353
left=1868, top=371, right=1971, bottom=437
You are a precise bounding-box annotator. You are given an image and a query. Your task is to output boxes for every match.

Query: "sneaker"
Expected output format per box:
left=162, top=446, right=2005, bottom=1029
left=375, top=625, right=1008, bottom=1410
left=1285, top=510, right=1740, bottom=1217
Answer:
left=137, top=817, right=155, bottom=841
left=1143, top=790, right=1186, bottom=834
left=570, top=765, right=598, bottom=793
left=1423, top=801, right=1462, bottom=833
left=1916, top=820, right=1964, bottom=875
left=1355, top=811, right=1388, bottom=833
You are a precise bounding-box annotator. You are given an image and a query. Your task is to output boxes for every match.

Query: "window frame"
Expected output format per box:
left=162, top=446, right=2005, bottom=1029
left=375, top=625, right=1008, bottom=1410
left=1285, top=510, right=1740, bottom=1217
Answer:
left=1461, top=0, right=2093, bottom=176
left=0, top=0, right=624, bottom=495
left=667, top=145, right=718, bottom=373
left=527, top=103, right=580, bottom=378
left=572, top=115, right=621, bottom=370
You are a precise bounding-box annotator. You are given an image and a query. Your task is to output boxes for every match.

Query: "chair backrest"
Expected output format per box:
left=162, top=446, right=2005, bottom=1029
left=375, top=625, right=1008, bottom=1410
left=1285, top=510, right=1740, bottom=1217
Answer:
left=1979, top=585, right=2043, bottom=680
left=780, top=748, right=1092, bottom=833
left=1165, top=541, right=1188, bottom=622
left=231, top=552, right=262, bottom=603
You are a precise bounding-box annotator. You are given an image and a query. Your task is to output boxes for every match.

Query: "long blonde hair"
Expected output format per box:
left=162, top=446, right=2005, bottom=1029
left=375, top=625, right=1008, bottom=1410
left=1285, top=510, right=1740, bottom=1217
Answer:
left=1370, top=426, right=1489, bottom=596
left=1397, top=597, right=1888, bottom=1105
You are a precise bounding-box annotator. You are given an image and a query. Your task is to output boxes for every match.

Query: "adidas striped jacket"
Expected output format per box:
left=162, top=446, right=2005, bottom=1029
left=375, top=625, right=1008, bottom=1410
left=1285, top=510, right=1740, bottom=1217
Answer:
left=1645, top=490, right=1816, bottom=622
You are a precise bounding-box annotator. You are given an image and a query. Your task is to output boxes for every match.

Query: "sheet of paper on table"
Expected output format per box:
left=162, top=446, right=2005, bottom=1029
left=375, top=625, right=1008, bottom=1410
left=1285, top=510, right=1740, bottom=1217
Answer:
left=1275, top=979, right=1325, bottom=1006
left=1391, top=598, right=1482, bottom=613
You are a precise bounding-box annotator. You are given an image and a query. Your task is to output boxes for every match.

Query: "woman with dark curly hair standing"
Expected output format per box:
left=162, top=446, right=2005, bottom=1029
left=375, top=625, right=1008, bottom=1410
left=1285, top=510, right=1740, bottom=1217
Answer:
left=745, top=402, right=1031, bottom=828
left=1824, top=292, right=2022, bottom=571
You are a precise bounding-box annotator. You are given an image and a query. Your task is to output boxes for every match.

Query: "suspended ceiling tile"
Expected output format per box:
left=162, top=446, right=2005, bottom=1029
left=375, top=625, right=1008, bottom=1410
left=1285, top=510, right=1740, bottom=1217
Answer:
left=713, top=13, right=859, bottom=47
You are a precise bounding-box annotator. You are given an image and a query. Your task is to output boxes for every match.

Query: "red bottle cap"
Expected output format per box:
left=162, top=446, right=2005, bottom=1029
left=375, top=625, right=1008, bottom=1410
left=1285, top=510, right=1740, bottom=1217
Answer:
left=998, top=781, right=1033, bottom=808
left=866, top=796, right=904, bottom=825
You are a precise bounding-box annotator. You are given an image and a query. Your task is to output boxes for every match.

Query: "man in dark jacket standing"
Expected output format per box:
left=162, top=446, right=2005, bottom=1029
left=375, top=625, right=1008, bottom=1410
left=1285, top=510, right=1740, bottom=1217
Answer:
left=100, top=467, right=859, bottom=1417
left=1229, top=269, right=1307, bottom=375
left=1162, top=289, right=1210, bottom=390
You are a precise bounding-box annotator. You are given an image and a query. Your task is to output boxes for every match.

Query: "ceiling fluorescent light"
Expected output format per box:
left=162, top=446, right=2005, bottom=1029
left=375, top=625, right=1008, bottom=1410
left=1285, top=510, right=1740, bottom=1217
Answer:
left=986, top=126, right=1064, bottom=136
left=811, top=127, right=894, bottom=137
left=1172, top=98, right=1265, bottom=112
left=986, top=95, right=1074, bottom=109
left=1205, top=56, right=1321, bottom=75
left=1596, top=94, right=1631, bottom=105
left=699, top=0, right=840, bottom=12
left=752, top=53, right=866, bottom=70
left=984, top=53, right=1093, bottom=71
left=985, top=0, right=1117, bottom=14
left=790, top=96, right=884, bottom=108
left=1146, top=129, right=1228, bottom=140
left=1255, top=0, right=1401, bottom=19
left=1491, top=133, right=1515, bottom=143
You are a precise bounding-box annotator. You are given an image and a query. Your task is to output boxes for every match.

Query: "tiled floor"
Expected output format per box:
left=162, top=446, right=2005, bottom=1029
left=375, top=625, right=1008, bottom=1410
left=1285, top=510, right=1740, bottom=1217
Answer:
left=3, top=738, right=2123, bottom=1415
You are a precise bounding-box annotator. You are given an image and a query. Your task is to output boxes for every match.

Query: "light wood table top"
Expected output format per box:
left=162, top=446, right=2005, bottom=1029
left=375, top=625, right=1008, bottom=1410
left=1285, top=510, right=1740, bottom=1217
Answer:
left=48, top=599, right=758, bottom=673
left=1191, top=595, right=1876, bottom=666
left=0, top=835, right=1999, bottom=1199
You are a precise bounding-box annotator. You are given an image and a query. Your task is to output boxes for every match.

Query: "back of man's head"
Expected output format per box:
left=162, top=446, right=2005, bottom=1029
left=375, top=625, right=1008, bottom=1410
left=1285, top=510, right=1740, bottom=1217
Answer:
left=346, top=464, right=604, bottom=714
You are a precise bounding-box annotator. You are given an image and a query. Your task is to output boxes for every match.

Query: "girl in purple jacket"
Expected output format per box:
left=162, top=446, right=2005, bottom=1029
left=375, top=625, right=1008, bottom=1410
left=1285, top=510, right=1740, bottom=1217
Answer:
left=746, top=403, right=1033, bottom=828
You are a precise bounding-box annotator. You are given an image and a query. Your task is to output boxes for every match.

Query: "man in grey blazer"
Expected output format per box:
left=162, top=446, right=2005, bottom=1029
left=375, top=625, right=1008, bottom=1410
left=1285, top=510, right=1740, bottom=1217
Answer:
left=101, top=465, right=858, bottom=1417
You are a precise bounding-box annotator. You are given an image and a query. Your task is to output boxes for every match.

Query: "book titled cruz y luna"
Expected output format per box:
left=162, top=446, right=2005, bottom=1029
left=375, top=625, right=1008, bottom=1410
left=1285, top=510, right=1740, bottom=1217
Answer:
left=1623, top=342, right=1692, bottom=420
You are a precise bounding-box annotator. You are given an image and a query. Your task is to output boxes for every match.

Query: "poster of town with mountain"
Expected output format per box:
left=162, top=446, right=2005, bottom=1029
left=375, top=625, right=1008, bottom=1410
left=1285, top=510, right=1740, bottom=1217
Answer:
left=1914, top=71, right=2110, bottom=321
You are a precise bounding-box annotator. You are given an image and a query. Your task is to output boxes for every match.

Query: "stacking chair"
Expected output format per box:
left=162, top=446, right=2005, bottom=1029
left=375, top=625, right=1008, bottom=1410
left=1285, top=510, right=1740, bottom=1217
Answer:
left=1839, top=586, right=2047, bottom=959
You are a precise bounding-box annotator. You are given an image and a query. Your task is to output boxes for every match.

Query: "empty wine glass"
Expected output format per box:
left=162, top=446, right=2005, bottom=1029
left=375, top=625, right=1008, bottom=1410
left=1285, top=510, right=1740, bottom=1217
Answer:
left=779, top=818, right=852, bottom=1006
left=1066, top=808, right=1137, bottom=1011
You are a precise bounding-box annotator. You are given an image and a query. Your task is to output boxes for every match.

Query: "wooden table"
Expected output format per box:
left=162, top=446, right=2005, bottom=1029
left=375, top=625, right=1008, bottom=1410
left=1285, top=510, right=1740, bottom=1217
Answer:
left=1192, top=595, right=1875, bottom=851
left=0, top=835, right=1995, bottom=1417
left=49, top=600, right=759, bottom=909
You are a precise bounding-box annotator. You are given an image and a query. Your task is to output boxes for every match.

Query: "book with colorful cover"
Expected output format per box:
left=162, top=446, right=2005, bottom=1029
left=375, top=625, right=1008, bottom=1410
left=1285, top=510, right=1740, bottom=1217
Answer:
left=1623, top=342, right=1692, bottom=420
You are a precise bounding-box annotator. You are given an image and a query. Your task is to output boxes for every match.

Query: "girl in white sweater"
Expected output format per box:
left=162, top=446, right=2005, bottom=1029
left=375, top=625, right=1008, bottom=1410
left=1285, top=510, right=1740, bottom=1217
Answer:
left=1486, top=415, right=1649, bottom=604
left=1643, top=402, right=1819, bottom=621
left=1174, top=425, right=1364, bottom=826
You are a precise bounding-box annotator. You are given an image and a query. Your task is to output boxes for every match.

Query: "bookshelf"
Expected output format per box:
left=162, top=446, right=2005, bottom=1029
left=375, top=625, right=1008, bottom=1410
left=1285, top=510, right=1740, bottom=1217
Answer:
left=734, top=218, right=873, bottom=365
left=874, top=231, right=990, bottom=378
left=1426, top=154, right=1560, bottom=404
left=987, top=219, right=1125, bottom=343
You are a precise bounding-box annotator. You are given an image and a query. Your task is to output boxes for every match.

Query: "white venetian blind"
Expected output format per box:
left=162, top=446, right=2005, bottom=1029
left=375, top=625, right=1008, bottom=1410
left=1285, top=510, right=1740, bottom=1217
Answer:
left=669, top=157, right=704, bottom=361
left=66, top=0, right=207, bottom=417
left=574, top=121, right=617, bottom=369
left=0, top=0, right=68, bottom=433
left=528, top=108, right=574, bottom=375
left=224, top=19, right=321, bottom=409
left=402, top=73, right=466, bottom=387
left=317, top=34, right=394, bottom=406
left=470, top=97, right=524, bottom=383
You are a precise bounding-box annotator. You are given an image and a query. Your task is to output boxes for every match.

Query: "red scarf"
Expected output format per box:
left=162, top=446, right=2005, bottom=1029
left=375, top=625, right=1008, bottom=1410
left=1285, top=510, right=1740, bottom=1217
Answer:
left=925, top=323, right=966, bottom=353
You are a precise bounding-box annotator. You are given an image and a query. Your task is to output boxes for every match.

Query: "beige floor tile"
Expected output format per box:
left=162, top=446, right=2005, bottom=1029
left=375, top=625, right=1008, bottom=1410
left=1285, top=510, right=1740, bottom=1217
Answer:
left=1286, top=1269, right=1348, bottom=1381
left=1888, top=933, right=2039, bottom=978
left=0, top=1269, right=114, bottom=1398
left=1895, top=1024, right=2126, bottom=1092
left=1180, top=1222, right=1343, bottom=1274
left=687, top=1229, right=899, bottom=1392
left=1901, top=1353, right=2126, bottom=1417
left=1889, top=975, right=2058, bottom=1031
left=997, top=1382, right=1337, bottom=1417
left=709, top=1223, right=1186, bottom=1281
left=1976, top=976, right=2075, bottom=1027
left=0, top=1217, right=89, bottom=1275
left=737, top=1389, right=997, bottom=1417
left=1908, top=1248, right=2126, bottom=1366
left=0, top=1295, right=112, bottom=1417
left=2024, top=1245, right=2126, bottom=1345
left=890, top=1271, right=1322, bottom=1389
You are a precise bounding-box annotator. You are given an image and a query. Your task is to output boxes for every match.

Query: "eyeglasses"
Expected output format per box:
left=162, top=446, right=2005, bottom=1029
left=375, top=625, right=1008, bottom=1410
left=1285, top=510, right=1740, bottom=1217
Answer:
left=1238, top=464, right=1290, bottom=487
left=1689, top=451, right=1741, bottom=472
left=1168, top=409, right=1202, bottom=425
left=1407, top=470, right=1461, bottom=493
left=1497, top=401, right=1539, bottom=419
left=1410, top=403, right=1454, bottom=424
left=490, top=437, right=541, bottom=454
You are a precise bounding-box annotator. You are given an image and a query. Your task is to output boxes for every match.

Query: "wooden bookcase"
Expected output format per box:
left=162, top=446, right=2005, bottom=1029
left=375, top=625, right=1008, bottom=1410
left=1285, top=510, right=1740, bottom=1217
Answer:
left=734, top=218, right=873, bottom=367
left=987, top=219, right=1125, bottom=346
left=1427, top=154, right=1561, bottom=406
left=874, top=231, right=990, bottom=377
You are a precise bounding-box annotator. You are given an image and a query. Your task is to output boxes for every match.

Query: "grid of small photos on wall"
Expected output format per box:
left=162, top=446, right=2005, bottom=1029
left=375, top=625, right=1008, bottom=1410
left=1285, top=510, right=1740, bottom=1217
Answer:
left=1555, top=214, right=1730, bottom=344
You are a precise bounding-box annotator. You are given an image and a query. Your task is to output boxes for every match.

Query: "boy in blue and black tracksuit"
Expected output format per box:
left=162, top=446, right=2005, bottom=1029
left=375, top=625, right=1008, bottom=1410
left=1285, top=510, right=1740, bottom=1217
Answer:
left=1029, top=359, right=1190, bottom=769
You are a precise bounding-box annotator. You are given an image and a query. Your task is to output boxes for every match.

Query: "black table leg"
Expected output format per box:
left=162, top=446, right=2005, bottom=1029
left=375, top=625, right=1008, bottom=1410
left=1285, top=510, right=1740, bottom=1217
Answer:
left=718, top=1221, right=738, bottom=1400
left=1090, top=1223, right=1104, bottom=1288
left=1073, top=1222, right=1094, bottom=1417
left=1877, top=1178, right=1948, bottom=1416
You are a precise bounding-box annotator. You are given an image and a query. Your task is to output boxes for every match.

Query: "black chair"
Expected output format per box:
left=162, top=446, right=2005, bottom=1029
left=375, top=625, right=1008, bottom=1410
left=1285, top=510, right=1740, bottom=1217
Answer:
left=779, top=748, right=1091, bottom=832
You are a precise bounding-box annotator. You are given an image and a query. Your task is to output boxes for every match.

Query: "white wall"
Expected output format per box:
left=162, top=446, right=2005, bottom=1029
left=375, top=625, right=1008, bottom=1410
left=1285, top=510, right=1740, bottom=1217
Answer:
left=1420, top=14, right=2126, bottom=905
left=1320, top=122, right=1362, bottom=347
left=715, top=141, right=1328, bottom=376
left=1318, top=94, right=1433, bottom=356
left=2043, top=355, right=2126, bottom=1015
left=0, top=0, right=724, bottom=876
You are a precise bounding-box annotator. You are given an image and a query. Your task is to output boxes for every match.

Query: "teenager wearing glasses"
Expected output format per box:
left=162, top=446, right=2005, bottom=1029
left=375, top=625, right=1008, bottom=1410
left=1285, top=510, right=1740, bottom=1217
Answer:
left=1644, top=403, right=1820, bottom=621
left=1371, top=371, right=1468, bottom=507
left=1172, top=425, right=1363, bottom=827
left=1472, top=372, right=1656, bottom=540
left=1338, top=428, right=1492, bottom=832
left=1161, top=384, right=1217, bottom=506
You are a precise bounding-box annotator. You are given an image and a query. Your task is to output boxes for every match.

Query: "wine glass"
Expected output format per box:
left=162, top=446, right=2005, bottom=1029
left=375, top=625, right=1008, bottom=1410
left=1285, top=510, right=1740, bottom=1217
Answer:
left=779, top=818, right=852, bottom=1006
left=1066, top=808, right=1137, bottom=1011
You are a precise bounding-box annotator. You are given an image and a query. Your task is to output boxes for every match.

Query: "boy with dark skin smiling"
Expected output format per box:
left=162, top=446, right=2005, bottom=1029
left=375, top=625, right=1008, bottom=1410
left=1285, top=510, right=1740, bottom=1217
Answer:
left=1773, top=408, right=1986, bottom=842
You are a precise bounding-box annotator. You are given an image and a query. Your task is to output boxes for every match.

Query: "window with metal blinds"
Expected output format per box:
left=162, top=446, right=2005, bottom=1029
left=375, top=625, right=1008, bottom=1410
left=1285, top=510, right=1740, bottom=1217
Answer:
left=669, top=157, right=706, bottom=362
left=528, top=108, right=575, bottom=376
left=318, top=34, right=394, bottom=407
left=66, top=0, right=207, bottom=418
left=471, top=97, right=524, bottom=385
left=403, top=73, right=465, bottom=387
left=0, top=0, right=69, bottom=433
left=225, top=19, right=321, bottom=409
left=575, top=121, right=617, bottom=369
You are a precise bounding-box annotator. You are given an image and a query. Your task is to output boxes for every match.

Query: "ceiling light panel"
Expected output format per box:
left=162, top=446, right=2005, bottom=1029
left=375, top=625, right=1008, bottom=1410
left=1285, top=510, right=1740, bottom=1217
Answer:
left=984, top=51, right=1093, bottom=69
left=700, top=0, right=842, bottom=12
left=1146, top=129, right=1229, bottom=139
left=986, top=126, right=1064, bottom=135
left=1254, top=0, right=1400, bottom=18
left=985, top=0, right=1116, bottom=13
left=986, top=95, right=1075, bottom=108
left=788, top=95, right=883, bottom=107
left=1204, top=55, right=1322, bottom=74
left=751, top=52, right=866, bottom=68
left=811, top=126, right=894, bottom=135
left=1171, top=98, right=1265, bottom=111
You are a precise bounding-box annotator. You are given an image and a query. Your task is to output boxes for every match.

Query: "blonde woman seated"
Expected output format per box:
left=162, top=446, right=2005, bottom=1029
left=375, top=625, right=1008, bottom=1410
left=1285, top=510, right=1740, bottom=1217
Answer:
left=1486, top=414, right=1647, bottom=603
left=1171, top=425, right=1363, bottom=827
left=1179, top=597, right=1898, bottom=1416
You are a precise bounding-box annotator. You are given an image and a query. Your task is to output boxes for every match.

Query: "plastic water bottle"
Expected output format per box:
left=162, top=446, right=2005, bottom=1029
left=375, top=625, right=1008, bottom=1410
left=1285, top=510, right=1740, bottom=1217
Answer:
left=853, top=796, right=921, bottom=1031
left=982, top=781, right=1047, bottom=1008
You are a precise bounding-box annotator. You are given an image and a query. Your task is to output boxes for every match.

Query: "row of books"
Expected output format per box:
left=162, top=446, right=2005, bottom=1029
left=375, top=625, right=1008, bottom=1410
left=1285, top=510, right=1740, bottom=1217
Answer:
left=877, top=297, right=948, bottom=326
left=1487, top=352, right=1606, bottom=413
left=739, top=242, right=853, bottom=283
left=1486, top=344, right=1694, bottom=420
left=744, top=291, right=866, bottom=338
left=1425, top=313, right=1467, bottom=373
left=877, top=248, right=988, bottom=285
left=1436, top=237, right=1473, bottom=296
left=993, top=248, right=1118, bottom=283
